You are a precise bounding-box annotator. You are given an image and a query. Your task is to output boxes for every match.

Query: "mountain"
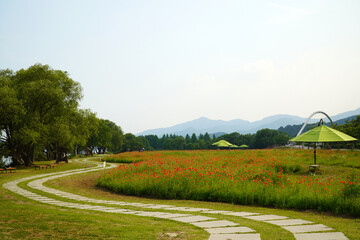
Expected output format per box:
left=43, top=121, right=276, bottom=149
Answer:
left=136, top=108, right=360, bottom=137
left=278, top=114, right=359, bottom=137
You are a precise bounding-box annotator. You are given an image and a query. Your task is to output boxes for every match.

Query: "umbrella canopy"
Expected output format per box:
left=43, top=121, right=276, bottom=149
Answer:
left=212, top=140, right=233, bottom=147
left=289, top=125, right=357, bottom=142
left=239, top=144, right=249, bottom=148
left=289, top=124, right=357, bottom=165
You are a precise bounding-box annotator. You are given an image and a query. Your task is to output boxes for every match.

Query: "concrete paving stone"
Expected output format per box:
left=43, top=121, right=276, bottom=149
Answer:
left=117, top=210, right=142, bottom=214
left=245, top=214, right=289, bottom=221
left=163, top=207, right=193, bottom=211
left=283, top=224, right=333, bottom=233
left=30, top=197, right=51, bottom=201
left=63, top=204, right=84, bottom=208
left=294, top=232, right=348, bottom=240
left=91, top=200, right=109, bottom=204
left=43, top=199, right=61, bottom=203
left=202, top=210, right=233, bottom=214
left=162, top=206, right=211, bottom=212
left=170, top=215, right=215, bottom=223
left=126, top=203, right=153, bottom=207
left=22, top=194, right=39, bottom=197
left=133, top=203, right=155, bottom=207
left=155, top=213, right=192, bottom=219
left=95, top=208, right=120, bottom=212
left=134, top=211, right=171, bottom=217
left=146, top=204, right=173, bottom=209
left=85, top=206, right=115, bottom=210
left=223, top=212, right=260, bottom=217
left=52, top=202, right=67, bottom=206
left=112, top=202, right=130, bottom=206
left=265, top=219, right=314, bottom=226
left=102, top=209, right=137, bottom=214
left=208, top=233, right=261, bottom=240
left=205, top=226, right=256, bottom=234
left=192, top=220, right=239, bottom=228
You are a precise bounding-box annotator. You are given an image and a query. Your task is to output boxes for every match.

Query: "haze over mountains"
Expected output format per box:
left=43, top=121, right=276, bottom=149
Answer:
left=136, top=108, right=360, bottom=137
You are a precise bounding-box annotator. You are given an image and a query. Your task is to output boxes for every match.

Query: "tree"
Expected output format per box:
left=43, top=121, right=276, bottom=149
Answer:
left=145, top=135, right=159, bottom=150
left=204, top=132, right=211, bottom=142
left=185, top=134, right=191, bottom=143
left=122, top=133, right=143, bottom=151
left=0, top=64, right=82, bottom=166
left=191, top=133, right=197, bottom=143
left=254, top=129, right=277, bottom=149
left=335, top=116, right=360, bottom=148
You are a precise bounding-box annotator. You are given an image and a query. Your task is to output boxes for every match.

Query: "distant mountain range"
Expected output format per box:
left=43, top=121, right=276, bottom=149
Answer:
left=136, top=107, right=360, bottom=137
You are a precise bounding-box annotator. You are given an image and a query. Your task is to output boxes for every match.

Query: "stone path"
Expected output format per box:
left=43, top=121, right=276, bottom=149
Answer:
left=2, top=159, right=349, bottom=240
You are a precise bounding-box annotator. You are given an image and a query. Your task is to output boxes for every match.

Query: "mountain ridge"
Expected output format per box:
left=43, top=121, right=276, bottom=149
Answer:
left=136, top=108, right=360, bottom=137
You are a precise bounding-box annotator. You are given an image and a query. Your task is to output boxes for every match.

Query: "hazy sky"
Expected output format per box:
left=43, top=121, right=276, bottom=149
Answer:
left=1, top=0, right=359, bottom=133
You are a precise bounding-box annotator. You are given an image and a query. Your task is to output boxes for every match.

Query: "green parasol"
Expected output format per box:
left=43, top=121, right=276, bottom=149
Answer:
left=239, top=144, right=249, bottom=148
left=289, top=121, right=357, bottom=165
left=212, top=140, right=233, bottom=147
left=289, top=125, right=357, bottom=142
left=212, top=140, right=237, bottom=148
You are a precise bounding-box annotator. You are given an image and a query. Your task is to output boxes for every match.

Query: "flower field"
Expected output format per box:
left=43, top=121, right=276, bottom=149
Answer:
left=97, top=149, right=360, bottom=217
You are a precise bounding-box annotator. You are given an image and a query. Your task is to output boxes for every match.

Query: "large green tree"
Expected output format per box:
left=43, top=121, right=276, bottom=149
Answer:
left=86, top=119, right=124, bottom=154
left=0, top=64, right=83, bottom=165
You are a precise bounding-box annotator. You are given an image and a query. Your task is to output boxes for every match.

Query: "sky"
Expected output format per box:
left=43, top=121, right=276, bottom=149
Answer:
left=1, top=0, right=359, bottom=134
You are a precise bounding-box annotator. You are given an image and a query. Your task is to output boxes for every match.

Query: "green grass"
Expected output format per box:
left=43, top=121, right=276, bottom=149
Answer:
left=0, top=159, right=207, bottom=240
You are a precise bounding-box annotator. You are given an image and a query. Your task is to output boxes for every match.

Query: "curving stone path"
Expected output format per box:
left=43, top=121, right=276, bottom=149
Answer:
left=2, top=158, right=349, bottom=240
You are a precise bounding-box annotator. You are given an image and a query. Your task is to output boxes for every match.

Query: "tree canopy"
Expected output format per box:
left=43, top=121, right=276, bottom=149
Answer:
left=0, top=64, right=124, bottom=166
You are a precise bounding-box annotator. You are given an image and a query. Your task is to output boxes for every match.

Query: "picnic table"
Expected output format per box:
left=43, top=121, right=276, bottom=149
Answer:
left=34, top=164, right=58, bottom=170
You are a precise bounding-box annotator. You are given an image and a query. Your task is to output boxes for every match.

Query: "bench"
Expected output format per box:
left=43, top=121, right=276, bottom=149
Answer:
left=46, top=164, right=58, bottom=168
left=0, top=167, right=16, bottom=173
left=34, top=165, right=48, bottom=170
left=6, top=167, right=16, bottom=173
left=309, top=165, right=320, bottom=172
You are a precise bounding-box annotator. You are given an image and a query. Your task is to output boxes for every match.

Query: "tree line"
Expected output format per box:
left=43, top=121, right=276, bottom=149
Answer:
left=122, top=129, right=290, bottom=151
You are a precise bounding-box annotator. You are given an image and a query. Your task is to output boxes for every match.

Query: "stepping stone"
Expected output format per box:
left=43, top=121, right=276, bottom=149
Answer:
left=283, top=224, right=333, bottom=233
left=202, top=210, right=233, bottom=214
left=155, top=213, right=191, bottom=219
left=192, top=220, right=239, bottom=228
left=294, top=232, right=348, bottom=240
left=146, top=204, right=173, bottom=209
left=103, top=209, right=137, bottom=214
left=265, top=219, right=314, bottom=226
left=181, top=208, right=211, bottom=212
left=120, top=210, right=145, bottom=215
left=208, top=233, right=261, bottom=240
left=126, top=203, right=151, bottom=207
left=205, top=226, right=256, bottom=234
left=170, top=215, right=215, bottom=223
left=134, top=211, right=171, bottom=217
left=223, top=212, right=260, bottom=217
left=165, top=207, right=210, bottom=212
left=163, top=207, right=193, bottom=211
left=245, top=214, right=288, bottom=221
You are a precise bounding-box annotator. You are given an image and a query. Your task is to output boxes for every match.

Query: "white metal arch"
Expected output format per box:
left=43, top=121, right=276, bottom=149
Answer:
left=296, top=111, right=333, bottom=136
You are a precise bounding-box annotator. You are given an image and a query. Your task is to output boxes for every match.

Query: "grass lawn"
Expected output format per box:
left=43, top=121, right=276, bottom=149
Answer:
left=0, top=159, right=207, bottom=240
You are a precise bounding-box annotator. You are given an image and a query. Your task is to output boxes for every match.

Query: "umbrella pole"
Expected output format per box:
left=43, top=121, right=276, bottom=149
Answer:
left=314, top=143, right=316, bottom=165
